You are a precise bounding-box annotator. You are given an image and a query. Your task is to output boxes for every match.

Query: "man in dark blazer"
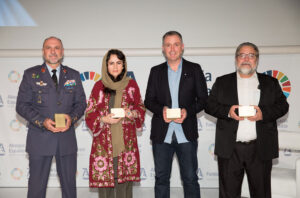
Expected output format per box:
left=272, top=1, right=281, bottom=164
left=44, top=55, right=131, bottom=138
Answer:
left=205, top=42, right=289, bottom=198
left=16, top=36, right=86, bottom=198
left=145, top=31, right=208, bottom=198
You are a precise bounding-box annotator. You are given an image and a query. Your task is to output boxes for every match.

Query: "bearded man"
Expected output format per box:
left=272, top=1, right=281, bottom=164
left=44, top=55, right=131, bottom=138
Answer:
left=205, top=42, right=289, bottom=198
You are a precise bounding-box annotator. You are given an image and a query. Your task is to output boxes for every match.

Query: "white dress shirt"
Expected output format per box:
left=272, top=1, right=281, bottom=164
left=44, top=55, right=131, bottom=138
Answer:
left=236, top=72, right=260, bottom=142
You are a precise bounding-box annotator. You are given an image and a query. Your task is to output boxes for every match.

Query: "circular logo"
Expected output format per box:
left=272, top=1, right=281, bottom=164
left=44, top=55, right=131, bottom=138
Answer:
left=8, top=70, right=21, bottom=83
left=264, top=70, right=291, bottom=98
left=11, top=168, right=23, bottom=180
left=208, top=143, right=215, bottom=156
left=10, top=119, right=22, bottom=131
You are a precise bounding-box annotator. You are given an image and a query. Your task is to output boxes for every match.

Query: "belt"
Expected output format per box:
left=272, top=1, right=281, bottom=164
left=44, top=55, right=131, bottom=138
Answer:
left=236, top=139, right=256, bottom=144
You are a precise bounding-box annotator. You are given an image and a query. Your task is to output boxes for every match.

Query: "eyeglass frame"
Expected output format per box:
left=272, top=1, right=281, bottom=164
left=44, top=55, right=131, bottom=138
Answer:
left=236, top=53, right=257, bottom=59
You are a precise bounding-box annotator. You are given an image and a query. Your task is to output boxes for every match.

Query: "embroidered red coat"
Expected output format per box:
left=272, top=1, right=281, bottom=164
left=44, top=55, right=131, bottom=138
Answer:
left=85, top=79, right=145, bottom=187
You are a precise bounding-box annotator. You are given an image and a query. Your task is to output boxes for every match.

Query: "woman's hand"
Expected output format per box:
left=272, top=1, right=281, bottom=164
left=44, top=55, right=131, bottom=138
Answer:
left=124, top=107, right=136, bottom=120
left=101, top=113, right=122, bottom=124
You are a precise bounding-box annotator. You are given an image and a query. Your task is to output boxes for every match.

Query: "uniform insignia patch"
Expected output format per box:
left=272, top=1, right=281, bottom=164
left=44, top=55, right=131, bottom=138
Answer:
left=64, top=80, right=76, bottom=87
left=32, top=73, right=40, bottom=79
left=36, top=81, right=47, bottom=86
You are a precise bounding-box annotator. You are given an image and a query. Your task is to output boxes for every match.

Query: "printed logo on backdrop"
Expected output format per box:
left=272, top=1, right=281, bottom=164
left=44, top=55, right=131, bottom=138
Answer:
left=26, top=167, right=29, bottom=179
left=140, top=167, right=147, bottom=180
left=283, top=149, right=292, bottom=156
left=8, top=70, right=21, bottom=83
left=11, top=168, right=23, bottom=180
left=80, top=71, right=101, bottom=82
left=206, top=171, right=218, bottom=178
left=81, top=120, right=89, bottom=131
left=277, top=118, right=288, bottom=129
left=204, top=70, right=212, bottom=95
left=82, top=168, right=89, bottom=180
left=9, top=144, right=26, bottom=155
left=10, top=119, right=22, bottom=131
left=264, top=70, right=291, bottom=98
left=0, top=143, right=5, bottom=156
left=298, top=121, right=300, bottom=129
left=197, top=118, right=203, bottom=132
left=49, top=168, right=58, bottom=180
left=197, top=168, right=203, bottom=180
left=80, top=71, right=136, bottom=83
left=142, top=123, right=146, bottom=131
left=77, top=147, right=87, bottom=156
left=138, top=143, right=142, bottom=154
left=7, top=95, right=17, bottom=106
left=126, top=71, right=136, bottom=81
left=205, top=120, right=216, bottom=129
left=0, top=95, right=3, bottom=107
left=208, top=143, right=215, bottom=156
left=150, top=167, right=155, bottom=180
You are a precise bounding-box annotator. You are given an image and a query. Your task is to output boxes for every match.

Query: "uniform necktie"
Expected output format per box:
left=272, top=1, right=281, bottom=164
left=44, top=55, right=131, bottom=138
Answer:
left=51, top=69, right=58, bottom=88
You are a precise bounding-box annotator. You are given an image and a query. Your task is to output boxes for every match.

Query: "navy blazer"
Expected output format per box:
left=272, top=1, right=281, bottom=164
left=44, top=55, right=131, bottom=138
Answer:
left=144, top=58, right=208, bottom=143
left=205, top=72, right=289, bottom=160
left=16, top=63, right=87, bottom=156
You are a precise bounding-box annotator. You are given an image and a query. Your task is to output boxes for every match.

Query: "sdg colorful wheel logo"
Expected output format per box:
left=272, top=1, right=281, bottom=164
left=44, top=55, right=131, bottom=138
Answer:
left=11, top=168, right=23, bottom=180
left=264, top=70, right=291, bottom=98
left=8, top=70, right=21, bottom=83
left=208, top=143, right=215, bottom=156
left=80, top=71, right=101, bottom=82
left=10, top=119, right=22, bottom=131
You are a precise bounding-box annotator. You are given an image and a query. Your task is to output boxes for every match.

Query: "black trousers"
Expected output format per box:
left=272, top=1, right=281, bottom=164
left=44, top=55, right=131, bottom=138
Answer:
left=217, top=141, right=272, bottom=198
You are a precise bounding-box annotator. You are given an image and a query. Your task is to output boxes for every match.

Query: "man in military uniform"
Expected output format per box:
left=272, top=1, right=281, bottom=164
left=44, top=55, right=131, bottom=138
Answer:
left=16, top=36, right=86, bottom=198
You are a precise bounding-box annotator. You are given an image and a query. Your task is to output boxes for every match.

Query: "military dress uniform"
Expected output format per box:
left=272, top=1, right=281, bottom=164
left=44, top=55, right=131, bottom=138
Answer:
left=16, top=63, right=86, bottom=198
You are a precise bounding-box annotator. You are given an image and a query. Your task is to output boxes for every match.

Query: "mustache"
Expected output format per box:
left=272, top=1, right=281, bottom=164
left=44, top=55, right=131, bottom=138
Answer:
left=241, top=62, right=251, bottom=66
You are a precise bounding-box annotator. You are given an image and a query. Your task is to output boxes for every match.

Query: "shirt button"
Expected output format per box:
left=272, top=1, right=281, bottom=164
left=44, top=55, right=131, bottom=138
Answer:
left=57, top=102, right=61, bottom=105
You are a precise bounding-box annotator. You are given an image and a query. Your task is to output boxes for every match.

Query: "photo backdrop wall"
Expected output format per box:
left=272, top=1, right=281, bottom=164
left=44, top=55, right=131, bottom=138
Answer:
left=0, top=48, right=299, bottom=187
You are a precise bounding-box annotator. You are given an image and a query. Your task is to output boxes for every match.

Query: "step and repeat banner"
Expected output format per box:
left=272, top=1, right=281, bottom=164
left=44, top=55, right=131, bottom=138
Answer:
left=0, top=53, right=299, bottom=187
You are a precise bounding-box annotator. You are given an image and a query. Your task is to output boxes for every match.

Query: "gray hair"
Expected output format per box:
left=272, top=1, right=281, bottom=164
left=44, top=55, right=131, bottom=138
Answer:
left=43, top=36, right=64, bottom=48
left=235, top=42, right=259, bottom=59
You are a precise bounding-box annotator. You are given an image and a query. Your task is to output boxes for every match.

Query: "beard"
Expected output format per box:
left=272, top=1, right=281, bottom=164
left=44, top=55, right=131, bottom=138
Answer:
left=236, top=62, right=257, bottom=75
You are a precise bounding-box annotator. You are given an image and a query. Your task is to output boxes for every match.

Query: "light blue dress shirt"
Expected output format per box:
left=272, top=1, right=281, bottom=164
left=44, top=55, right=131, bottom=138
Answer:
left=164, top=59, right=189, bottom=144
left=46, top=64, right=61, bottom=83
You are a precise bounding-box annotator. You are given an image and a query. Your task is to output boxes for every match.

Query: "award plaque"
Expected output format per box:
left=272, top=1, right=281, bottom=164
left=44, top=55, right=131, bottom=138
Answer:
left=55, top=114, right=66, bottom=128
left=166, top=108, right=181, bottom=119
left=111, top=108, right=125, bottom=118
left=239, top=106, right=256, bottom=117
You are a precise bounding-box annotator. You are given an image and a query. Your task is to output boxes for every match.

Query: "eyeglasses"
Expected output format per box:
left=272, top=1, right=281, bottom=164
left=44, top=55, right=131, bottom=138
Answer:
left=237, top=53, right=257, bottom=59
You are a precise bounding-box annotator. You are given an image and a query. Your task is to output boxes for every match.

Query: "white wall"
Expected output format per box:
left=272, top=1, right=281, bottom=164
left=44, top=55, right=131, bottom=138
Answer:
left=0, top=0, right=300, bottom=49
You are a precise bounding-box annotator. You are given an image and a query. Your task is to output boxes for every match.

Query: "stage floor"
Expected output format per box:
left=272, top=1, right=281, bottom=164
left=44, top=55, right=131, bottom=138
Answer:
left=0, top=187, right=219, bottom=198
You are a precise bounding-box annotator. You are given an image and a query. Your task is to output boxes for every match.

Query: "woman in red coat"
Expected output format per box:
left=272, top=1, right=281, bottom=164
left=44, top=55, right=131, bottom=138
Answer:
left=85, top=49, right=145, bottom=198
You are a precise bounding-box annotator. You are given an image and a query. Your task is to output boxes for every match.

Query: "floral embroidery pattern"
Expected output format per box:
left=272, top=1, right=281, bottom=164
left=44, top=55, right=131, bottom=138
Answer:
left=85, top=98, right=94, bottom=114
left=124, top=151, right=136, bottom=166
left=97, top=90, right=103, bottom=105
left=128, top=87, right=135, bottom=100
left=41, top=68, right=45, bottom=73
left=85, top=80, right=145, bottom=188
left=94, top=156, right=108, bottom=172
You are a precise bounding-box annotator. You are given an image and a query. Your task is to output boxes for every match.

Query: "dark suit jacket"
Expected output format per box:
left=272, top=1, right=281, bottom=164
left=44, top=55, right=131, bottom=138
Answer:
left=144, top=58, right=208, bottom=143
left=205, top=72, right=289, bottom=160
left=16, top=63, right=87, bottom=156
